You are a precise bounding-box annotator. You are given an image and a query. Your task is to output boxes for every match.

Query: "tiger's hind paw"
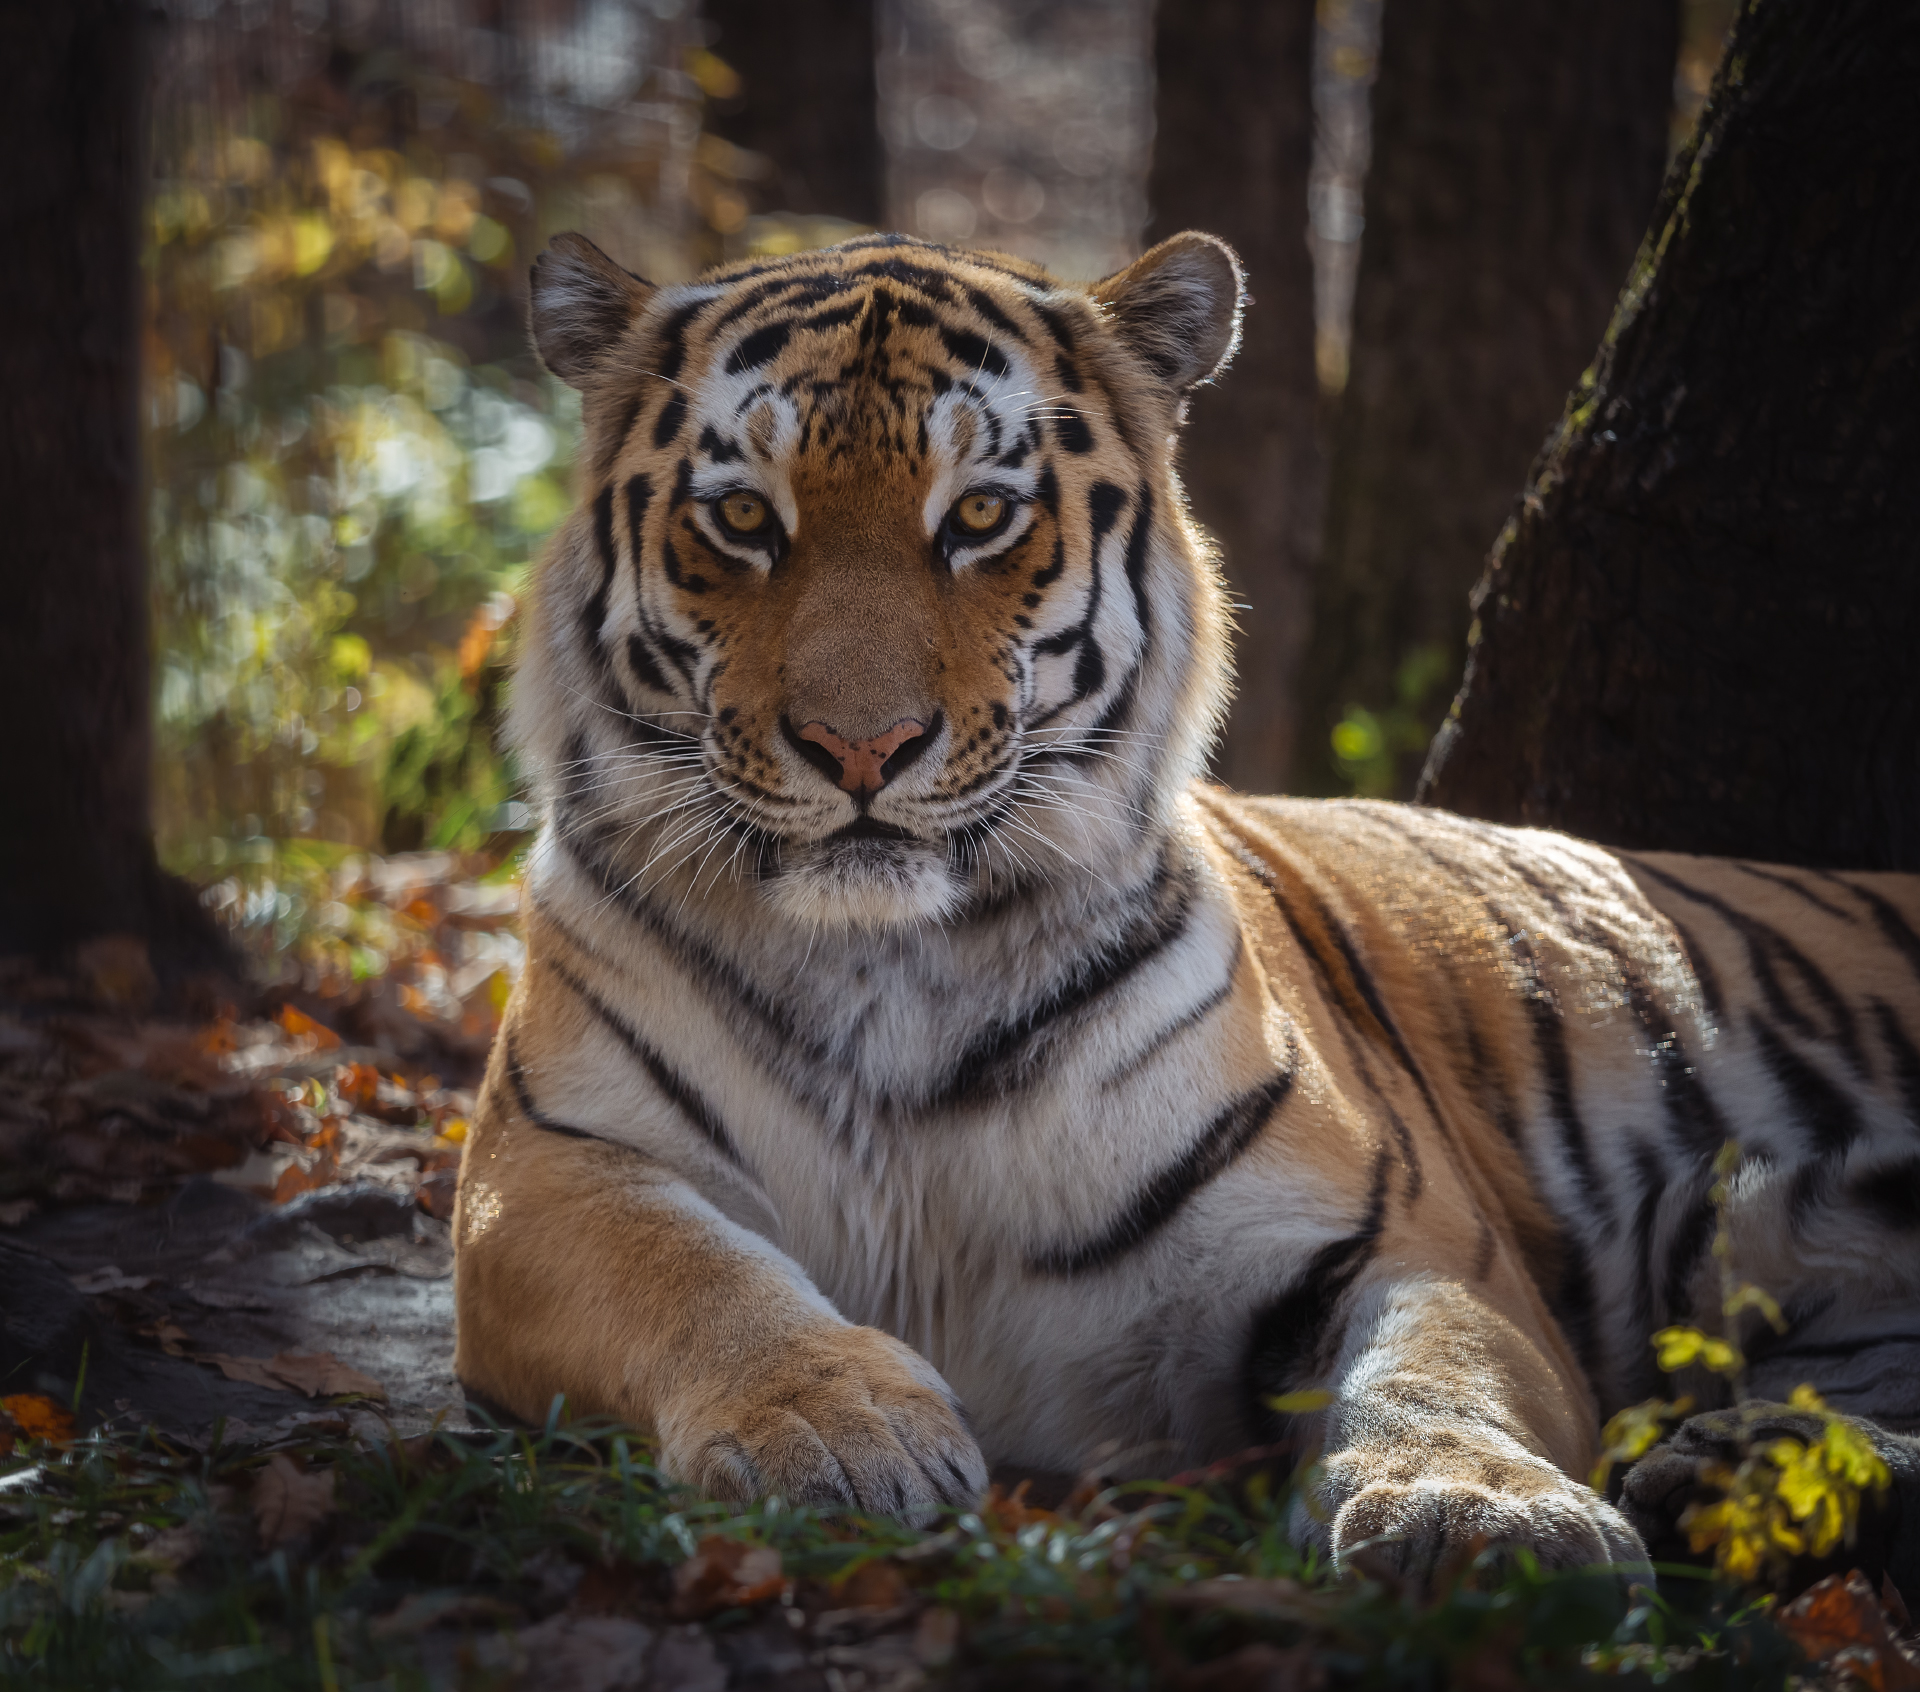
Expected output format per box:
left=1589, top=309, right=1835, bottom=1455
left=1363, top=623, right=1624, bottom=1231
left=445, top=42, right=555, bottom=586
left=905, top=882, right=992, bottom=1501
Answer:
left=1620, top=1403, right=1920, bottom=1596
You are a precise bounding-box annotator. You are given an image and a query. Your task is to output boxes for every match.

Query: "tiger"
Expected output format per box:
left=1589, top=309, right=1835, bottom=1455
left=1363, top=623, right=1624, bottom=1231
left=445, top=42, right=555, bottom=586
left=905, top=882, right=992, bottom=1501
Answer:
left=452, top=226, right=1920, bottom=1587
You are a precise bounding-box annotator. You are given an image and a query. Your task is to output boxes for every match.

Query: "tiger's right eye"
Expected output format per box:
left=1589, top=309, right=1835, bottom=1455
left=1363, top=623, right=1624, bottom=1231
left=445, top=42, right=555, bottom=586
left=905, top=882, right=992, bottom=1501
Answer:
left=716, top=492, right=771, bottom=536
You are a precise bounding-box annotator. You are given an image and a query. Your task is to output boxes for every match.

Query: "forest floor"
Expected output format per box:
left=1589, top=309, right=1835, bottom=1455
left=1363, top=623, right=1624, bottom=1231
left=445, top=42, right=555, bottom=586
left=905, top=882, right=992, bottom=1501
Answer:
left=1, top=854, right=1913, bottom=1689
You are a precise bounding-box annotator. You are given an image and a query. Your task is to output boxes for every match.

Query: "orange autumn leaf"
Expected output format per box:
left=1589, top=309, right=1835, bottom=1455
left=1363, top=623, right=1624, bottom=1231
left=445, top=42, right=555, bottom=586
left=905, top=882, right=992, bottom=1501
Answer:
left=275, top=1004, right=342, bottom=1049
left=1778, top=1572, right=1920, bottom=1692
left=982, top=1480, right=1057, bottom=1535
left=335, top=1061, right=381, bottom=1109
left=670, top=1536, right=784, bottom=1619
left=273, top=1149, right=339, bottom=1203
left=2, top=1394, right=76, bottom=1446
left=830, top=1559, right=913, bottom=1611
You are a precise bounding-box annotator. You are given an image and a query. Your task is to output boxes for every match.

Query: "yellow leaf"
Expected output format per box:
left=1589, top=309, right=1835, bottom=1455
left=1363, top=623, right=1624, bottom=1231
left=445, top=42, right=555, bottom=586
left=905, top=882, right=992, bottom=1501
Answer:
left=1264, top=1389, right=1333, bottom=1415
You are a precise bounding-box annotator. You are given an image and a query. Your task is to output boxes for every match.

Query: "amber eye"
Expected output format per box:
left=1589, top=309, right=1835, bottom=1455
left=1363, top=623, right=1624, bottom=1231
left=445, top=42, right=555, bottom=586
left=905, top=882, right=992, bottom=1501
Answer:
left=952, top=491, right=1008, bottom=536
left=716, top=491, right=770, bottom=536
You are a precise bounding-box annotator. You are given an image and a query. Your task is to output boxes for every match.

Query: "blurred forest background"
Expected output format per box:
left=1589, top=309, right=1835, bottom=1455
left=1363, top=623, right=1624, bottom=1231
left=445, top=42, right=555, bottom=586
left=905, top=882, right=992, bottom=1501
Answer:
left=121, top=0, right=1733, bottom=976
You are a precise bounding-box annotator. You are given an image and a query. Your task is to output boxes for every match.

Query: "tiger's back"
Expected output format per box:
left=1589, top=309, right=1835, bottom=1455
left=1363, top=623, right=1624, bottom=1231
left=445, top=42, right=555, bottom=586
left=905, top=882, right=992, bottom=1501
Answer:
left=1206, top=794, right=1920, bottom=1431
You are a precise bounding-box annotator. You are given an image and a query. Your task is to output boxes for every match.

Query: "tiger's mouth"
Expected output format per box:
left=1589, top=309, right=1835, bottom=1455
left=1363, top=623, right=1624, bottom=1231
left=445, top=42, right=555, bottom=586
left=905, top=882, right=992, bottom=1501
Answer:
left=830, top=817, right=917, bottom=843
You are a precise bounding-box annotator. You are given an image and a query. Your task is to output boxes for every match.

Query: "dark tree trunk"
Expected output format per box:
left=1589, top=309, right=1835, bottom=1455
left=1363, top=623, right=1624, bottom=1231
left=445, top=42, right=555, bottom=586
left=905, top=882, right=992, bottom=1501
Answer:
left=1420, top=0, right=1920, bottom=872
left=0, top=2, right=217, bottom=968
left=1295, top=0, right=1677, bottom=797
left=703, top=0, right=883, bottom=225
left=1145, top=0, right=1320, bottom=794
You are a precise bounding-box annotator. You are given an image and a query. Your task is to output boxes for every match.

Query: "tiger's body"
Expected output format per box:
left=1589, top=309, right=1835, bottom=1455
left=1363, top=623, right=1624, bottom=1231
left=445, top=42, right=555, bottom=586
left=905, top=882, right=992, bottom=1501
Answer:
left=454, top=229, right=1920, bottom=1578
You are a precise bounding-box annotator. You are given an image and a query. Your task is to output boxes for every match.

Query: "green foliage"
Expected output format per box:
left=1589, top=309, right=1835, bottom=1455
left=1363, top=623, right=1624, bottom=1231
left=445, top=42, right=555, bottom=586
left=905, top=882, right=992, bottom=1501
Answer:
left=1328, top=642, right=1455, bottom=797
left=0, top=1411, right=1804, bottom=1690
left=140, top=30, right=701, bottom=874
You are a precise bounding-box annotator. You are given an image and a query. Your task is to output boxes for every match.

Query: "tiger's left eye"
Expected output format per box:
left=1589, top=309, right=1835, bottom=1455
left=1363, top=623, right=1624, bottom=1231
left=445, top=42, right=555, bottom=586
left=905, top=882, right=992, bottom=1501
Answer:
left=952, top=491, right=1008, bottom=535
left=716, top=492, right=770, bottom=536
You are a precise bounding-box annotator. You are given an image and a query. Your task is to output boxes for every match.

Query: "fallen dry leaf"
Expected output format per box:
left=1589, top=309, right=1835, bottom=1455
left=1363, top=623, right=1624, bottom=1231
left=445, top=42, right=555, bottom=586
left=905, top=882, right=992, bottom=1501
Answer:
left=202, top=1353, right=292, bottom=1392
left=275, top=1004, right=342, bottom=1050
left=830, top=1559, right=914, bottom=1611
left=1, top=1393, right=76, bottom=1446
left=264, top=1351, right=386, bottom=1399
left=198, top=1350, right=385, bottom=1400
left=1778, top=1571, right=1920, bottom=1692
left=670, top=1536, right=784, bottom=1619
left=251, top=1453, right=335, bottom=1547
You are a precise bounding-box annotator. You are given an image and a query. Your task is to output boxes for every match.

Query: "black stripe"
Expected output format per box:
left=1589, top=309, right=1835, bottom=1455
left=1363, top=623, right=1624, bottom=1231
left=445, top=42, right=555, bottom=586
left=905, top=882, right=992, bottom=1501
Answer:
left=1552, top=1236, right=1604, bottom=1389
left=599, top=395, right=642, bottom=477
left=1750, top=1011, right=1864, bottom=1157
left=725, top=318, right=794, bottom=375
left=1634, top=860, right=1864, bottom=1071
left=1032, top=482, right=1126, bottom=720
left=930, top=847, right=1194, bottom=1107
left=1055, top=410, right=1093, bottom=453
left=964, top=285, right=1024, bottom=340
left=501, top=1034, right=615, bottom=1144
left=1843, top=879, right=1920, bottom=990
left=1628, top=1141, right=1667, bottom=1390
left=1730, top=862, right=1859, bottom=923
left=1353, top=812, right=1619, bottom=1227
left=1120, top=484, right=1154, bottom=648
left=652, top=391, right=688, bottom=448
left=1872, top=999, right=1920, bottom=1125
left=583, top=484, right=618, bottom=662
left=1099, top=937, right=1243, bottom=1089
left=938, top=325, right=1009, bottom=379
left=1849, top=1156, right=1920, bottom=1230
left=1659, top=1179, right=1717, bottom=1322
left=1214, top=819, right=1432, bottom=1198
left=1032, top=1044, right=1298, bottom=1276
left=1502, top=857, right=1729, bottom=1163
left=1243, top=1147, right=1392, bottom=1437
left=1665, top=915, right=1724, bottom=1020
left=554, top=820, right=830, bottom=1067
left=543, top=950, right=746, bottom=1168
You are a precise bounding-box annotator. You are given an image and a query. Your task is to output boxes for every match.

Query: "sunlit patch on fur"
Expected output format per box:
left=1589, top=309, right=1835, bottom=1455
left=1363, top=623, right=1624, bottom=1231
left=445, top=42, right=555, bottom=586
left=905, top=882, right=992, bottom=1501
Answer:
left=761, top=837, right=965, bottom=930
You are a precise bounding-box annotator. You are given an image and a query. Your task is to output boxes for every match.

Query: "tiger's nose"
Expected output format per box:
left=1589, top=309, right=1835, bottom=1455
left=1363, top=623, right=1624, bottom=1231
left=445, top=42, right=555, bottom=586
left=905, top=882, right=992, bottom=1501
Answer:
left=785, top=716, right=931, bottom=796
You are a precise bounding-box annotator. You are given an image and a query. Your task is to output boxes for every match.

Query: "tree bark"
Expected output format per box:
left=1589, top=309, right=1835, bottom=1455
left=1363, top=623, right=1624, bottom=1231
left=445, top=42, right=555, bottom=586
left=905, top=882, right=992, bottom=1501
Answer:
left=1144, top=0, right=1321, bottom=793
left=0, top=2, right=218, bottom=966
left=1419, top=0, right=1920, bottom=872
left=703, top=0, right=883, bottom=226
left=1296, top=0, right=1677, bottom=797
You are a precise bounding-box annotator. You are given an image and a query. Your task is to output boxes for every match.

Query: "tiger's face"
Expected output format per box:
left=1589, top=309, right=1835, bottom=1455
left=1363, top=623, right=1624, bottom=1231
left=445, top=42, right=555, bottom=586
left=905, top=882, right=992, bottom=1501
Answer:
left=522, top=233, right=1242, bottom=930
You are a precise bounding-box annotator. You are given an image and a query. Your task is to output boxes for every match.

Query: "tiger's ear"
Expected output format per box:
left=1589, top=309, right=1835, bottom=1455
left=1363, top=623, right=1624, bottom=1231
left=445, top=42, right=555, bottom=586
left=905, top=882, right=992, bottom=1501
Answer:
left=529, top=233, right=656, bottom=387
left=1090, top=232, right=1244, bottom=393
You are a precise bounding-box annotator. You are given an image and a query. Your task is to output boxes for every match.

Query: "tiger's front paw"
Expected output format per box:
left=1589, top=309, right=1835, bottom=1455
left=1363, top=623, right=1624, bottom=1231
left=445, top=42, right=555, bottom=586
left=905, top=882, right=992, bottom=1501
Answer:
left=658, top=1323, right=987, bottom=1519
left=1325, top=1461, right=1647, bottom=1586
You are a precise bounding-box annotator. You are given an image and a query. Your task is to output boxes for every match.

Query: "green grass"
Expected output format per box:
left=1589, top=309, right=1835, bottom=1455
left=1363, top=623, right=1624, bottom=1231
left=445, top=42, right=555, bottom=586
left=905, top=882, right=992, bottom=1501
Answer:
left=0, top=1407, right=1801, bottom=1690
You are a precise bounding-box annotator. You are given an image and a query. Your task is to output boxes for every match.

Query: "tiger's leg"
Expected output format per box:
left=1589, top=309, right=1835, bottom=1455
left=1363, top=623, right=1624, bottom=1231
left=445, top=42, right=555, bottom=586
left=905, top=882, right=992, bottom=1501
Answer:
left=1289, top=1276, right=1646, bottom=1582
left=452, top=1071, right=986, bottom=1515
left=1621, top=1405, right=1920, bottom=1597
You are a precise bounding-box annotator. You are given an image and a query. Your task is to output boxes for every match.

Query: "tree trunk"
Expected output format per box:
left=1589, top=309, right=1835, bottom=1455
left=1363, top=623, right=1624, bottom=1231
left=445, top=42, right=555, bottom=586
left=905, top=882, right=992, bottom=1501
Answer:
left=1419, top=0, right=1920, bottom=872
left=1296, top=0, right=1677, bottom=797
left=0, top=2, right=217, bottom=968
left=1145, top=0, right=1321, bottom=794
left=703, top=0, right=883, bottom=226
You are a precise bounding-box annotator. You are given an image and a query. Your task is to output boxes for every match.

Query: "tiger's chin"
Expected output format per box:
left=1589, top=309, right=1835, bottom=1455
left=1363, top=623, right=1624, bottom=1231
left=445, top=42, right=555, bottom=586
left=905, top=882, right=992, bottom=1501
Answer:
left=759, top=834, right=964, bottom=931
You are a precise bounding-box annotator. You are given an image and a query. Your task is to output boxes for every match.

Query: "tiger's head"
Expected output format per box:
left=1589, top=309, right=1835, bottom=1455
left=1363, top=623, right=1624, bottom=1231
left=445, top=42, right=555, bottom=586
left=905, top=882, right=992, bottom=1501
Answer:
left=517, top=231, right=1242, bottom=931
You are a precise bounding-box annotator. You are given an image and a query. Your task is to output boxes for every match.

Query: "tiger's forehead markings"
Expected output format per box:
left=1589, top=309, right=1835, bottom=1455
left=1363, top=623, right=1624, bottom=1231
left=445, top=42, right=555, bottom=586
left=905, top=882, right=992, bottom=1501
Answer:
left=672, top=272, right=1054, bottom=485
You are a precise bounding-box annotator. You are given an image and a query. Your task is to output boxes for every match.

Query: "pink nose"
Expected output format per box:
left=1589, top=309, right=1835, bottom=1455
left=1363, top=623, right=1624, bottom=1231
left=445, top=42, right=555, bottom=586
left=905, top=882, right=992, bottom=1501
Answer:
left=795, top=718, right=927, bottom=795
